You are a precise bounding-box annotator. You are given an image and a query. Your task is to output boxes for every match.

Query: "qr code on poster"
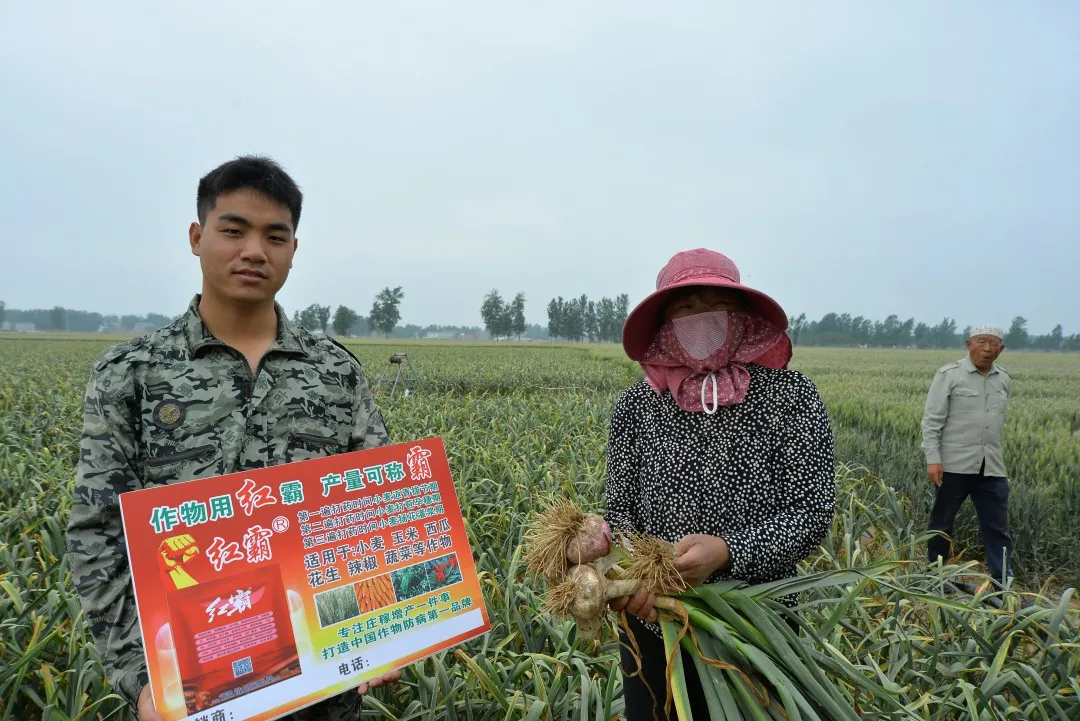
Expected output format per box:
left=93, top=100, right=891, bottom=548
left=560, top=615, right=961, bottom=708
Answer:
left=232, top=657, right=253, bottom=678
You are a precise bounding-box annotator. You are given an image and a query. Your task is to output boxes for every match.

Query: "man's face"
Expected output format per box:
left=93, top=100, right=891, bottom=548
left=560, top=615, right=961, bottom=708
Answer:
left=967, top=334, right=1004, bottom=368
left=189, top=189, right=297, bottom=305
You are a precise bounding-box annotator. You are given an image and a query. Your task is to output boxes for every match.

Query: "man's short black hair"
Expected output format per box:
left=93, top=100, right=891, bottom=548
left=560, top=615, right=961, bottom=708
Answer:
left=197, top=155, right=303, bottom=230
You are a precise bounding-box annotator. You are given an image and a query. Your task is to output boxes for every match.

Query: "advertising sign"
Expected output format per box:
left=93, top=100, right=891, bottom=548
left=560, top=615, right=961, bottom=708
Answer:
left=118, top=437, right=489, bottom=721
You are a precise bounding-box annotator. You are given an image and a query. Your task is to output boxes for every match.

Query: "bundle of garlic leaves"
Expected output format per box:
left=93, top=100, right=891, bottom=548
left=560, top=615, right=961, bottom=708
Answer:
left=522, top=497, right=913, bottom=721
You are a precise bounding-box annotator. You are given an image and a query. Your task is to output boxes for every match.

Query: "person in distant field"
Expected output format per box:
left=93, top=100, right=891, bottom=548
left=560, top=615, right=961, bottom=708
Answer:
left=66, top=156, right=403, bottom=721
left=921, top=325, right=1014, bottom=587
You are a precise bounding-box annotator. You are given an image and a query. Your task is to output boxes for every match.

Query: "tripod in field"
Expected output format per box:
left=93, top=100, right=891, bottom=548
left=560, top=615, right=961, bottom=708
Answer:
left=372, top=353, right=422, bottom=398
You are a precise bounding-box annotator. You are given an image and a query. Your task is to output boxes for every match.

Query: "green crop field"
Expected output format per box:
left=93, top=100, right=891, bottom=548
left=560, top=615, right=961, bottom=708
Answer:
left=1, top=336, right=1078, bottom=720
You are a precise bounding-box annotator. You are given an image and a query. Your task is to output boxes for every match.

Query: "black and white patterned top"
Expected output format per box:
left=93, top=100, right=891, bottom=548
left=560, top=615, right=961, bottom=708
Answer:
left=604, top=363, right=836, bottom=634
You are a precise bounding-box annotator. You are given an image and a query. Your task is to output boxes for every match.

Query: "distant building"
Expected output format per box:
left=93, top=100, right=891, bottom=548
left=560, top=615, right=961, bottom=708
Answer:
left=1, top=321, right=36, bottom=332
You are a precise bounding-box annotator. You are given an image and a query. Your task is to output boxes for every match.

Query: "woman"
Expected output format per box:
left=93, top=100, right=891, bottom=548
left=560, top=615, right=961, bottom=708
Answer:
left=602, top=248, right=836, bottom=720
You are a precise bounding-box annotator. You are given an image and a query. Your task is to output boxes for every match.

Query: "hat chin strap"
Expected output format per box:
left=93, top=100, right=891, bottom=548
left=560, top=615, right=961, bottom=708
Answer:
left=701, top=372, right=719, bottom=414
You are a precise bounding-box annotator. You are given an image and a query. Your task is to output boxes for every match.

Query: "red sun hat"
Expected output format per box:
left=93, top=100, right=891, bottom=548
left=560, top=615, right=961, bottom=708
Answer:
left=622, top=248, right=790, bottom=361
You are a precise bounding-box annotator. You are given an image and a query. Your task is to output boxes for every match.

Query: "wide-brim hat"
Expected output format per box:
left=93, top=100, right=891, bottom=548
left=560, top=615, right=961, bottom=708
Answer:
left=622, top=248, right=789, bottom=361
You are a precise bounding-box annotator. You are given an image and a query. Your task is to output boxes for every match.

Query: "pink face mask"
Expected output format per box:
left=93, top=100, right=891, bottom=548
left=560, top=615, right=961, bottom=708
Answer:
left=671, top=310, right=733, bottom=361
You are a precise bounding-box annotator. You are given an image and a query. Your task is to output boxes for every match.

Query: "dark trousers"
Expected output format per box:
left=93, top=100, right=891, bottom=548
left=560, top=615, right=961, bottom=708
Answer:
left=618, top=614, right=710, bottom=721
left=927, top=463, right=1013, bottom=585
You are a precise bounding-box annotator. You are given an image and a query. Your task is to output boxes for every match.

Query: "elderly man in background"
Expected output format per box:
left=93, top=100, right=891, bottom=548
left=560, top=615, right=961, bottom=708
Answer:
left=921, top=324, right=1014, bottom=588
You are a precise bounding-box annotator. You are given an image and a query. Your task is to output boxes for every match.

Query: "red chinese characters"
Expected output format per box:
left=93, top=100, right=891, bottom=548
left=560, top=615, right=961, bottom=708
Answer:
left=236, top=478, right=278, bottom=516
left=406, top=446, right=433, bottom=481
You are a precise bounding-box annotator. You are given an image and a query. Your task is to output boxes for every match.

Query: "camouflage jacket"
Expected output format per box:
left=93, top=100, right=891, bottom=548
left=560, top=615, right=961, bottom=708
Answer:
left=66, top=295, right=390, bottom=717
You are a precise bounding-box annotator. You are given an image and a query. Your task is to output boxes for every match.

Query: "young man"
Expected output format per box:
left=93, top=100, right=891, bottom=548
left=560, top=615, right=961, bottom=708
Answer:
left=66, top=156, right=403, bottom=720
left=920, top=324, right=1014, bottom=587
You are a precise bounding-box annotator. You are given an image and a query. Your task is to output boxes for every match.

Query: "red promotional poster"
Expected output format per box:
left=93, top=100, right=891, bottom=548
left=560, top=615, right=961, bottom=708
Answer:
left=118, top=437, right=490, bottom=721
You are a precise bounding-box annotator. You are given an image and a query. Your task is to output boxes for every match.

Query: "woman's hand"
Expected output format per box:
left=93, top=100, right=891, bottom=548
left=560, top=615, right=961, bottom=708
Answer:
left=608, top=584, right=657, bottom=624
left=607, top=534, right=731, bottom=622
left=673, top=534, right=730, bottom=587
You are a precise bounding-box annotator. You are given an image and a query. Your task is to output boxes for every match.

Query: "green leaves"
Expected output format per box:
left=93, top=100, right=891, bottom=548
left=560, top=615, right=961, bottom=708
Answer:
left=1, top=338, right=1078, bottom=721
left=650, top=552, right=1080, bottom=721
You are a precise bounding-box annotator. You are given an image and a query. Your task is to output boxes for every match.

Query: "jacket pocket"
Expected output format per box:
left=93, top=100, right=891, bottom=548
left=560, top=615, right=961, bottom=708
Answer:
left=143, top=438, right=224, bottom=485
left=286, top=419, right=346, bottom=463
left=988, top=388, right=1009, bottom=414
left=950, top=387, right=981, bottom=409
left=146, top=444, right=215, bottom=467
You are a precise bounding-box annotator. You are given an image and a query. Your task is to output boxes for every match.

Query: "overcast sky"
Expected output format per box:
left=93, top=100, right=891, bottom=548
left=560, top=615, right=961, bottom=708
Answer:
left=2, top=2, right=1077, bottom=333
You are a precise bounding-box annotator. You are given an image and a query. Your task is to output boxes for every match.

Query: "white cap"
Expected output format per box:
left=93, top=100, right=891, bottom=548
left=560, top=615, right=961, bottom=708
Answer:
left=969, top=324, right=1004, bottom=340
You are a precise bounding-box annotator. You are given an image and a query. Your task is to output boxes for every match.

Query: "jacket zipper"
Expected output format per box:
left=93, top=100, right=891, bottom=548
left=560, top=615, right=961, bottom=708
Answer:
left=146, top=444, right=214, bottom=467
left=293, top=432, right=338, bottom=447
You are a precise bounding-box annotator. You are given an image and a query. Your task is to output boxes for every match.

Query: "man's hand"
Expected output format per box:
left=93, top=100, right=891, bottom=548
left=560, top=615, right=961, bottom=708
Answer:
left=928, top=464, right=944, bottom=487
left=673, top=534, right=730, bottom=587
left=608, top=584, right=657, bottom=624
left=137, top=684, right=164, bottom=721
left=357, top=668, right=403, bottom=696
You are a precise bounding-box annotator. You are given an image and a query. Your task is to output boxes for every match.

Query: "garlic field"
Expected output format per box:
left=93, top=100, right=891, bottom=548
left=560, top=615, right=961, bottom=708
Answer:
left=1, top=337, right=1077, bottom=720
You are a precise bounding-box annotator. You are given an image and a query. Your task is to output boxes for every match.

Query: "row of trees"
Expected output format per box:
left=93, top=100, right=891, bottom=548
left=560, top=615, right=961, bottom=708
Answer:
left=479, top=290, right=527, bottom=340
left=0, top=301, right=173, bottom=332
left=788, top=313, right=1080, bottom=351
left=295, top=288, right=541, bottom=341
left=546, top=294, right=630, bottom=343
left=4, top=296, right=1078, bottom=350
left=993, top=317, right=1078, bottom=351
left=789, top=313, right=958, bottom=348
left=291, top=286, right=406, bottom=338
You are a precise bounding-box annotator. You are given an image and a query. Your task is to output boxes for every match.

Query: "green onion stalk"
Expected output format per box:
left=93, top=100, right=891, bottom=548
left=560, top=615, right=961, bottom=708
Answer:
left=522, top=497, right=914, bottom=721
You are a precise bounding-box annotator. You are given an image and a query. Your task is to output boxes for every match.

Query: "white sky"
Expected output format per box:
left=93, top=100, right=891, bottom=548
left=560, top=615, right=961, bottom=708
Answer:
left=1, top=1, right=1077, bottom=333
